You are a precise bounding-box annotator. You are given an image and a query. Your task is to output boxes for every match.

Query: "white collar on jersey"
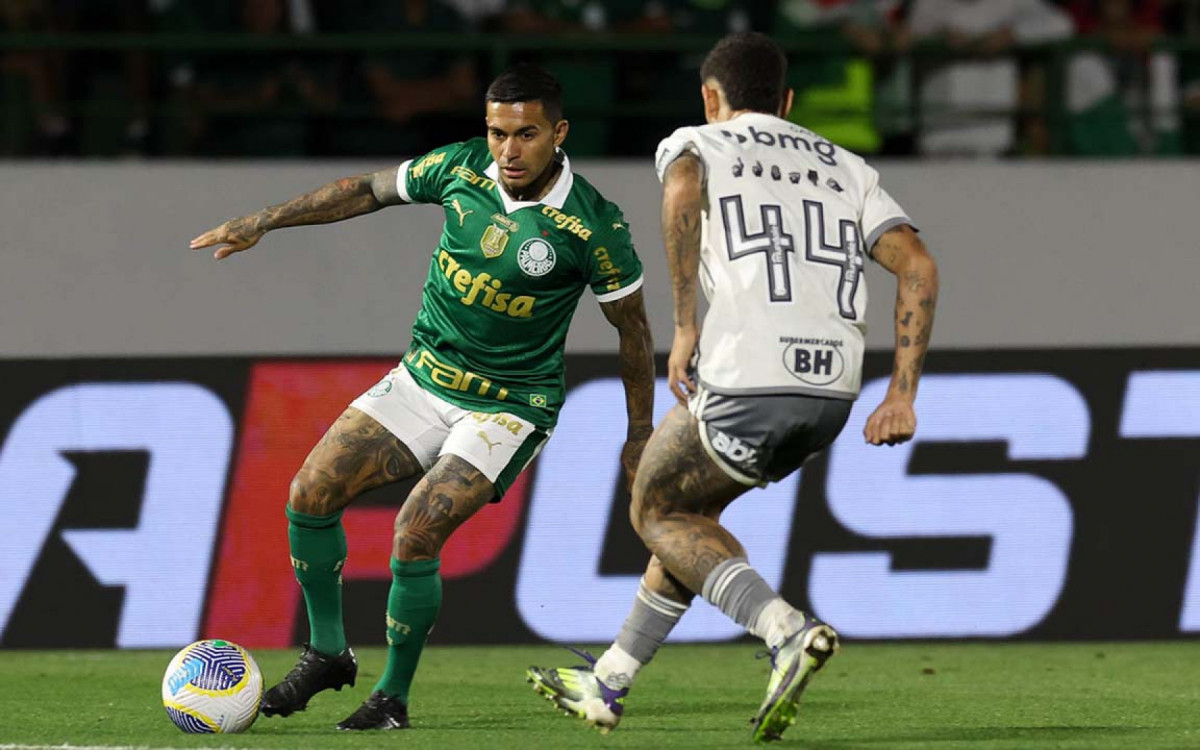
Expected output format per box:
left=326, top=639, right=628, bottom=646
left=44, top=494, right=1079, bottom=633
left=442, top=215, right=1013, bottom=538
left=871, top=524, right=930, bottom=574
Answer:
left=484, top=149, right=574, bottom=214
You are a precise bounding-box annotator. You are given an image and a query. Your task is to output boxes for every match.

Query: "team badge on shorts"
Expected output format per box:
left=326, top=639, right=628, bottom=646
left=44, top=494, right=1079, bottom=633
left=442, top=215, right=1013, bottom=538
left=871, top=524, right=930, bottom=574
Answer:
left=366, top=379, right=392, bottom=397
left=517, top=238, right=556, bottom=276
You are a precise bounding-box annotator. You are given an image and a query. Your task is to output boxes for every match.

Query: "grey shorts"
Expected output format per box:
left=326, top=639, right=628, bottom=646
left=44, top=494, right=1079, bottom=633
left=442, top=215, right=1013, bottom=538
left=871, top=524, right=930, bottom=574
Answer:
left=689, top=385, right=853, bottom=487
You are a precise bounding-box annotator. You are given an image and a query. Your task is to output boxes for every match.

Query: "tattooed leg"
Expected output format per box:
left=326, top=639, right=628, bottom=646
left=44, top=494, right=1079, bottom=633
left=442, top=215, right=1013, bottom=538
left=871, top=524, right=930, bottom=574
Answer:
left=592, top=463, right=726, bottom=684
left=371, top=454, right=496, bottom=705
left=392, top=454, right=495, bottom=560
left=631, top=405, right=807, bottom=649
left=630, top=405, right=747, bottom=594
left=289, top=406, right=423, bottom=516
left=283, top=407, right=421, bottom=659
left=591, top=405, right=747, bottom=688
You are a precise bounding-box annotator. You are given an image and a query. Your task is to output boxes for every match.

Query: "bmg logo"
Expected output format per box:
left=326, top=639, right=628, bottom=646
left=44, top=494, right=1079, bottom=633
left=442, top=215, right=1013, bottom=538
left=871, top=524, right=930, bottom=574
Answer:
left=783, top=342, right=845, bottom=386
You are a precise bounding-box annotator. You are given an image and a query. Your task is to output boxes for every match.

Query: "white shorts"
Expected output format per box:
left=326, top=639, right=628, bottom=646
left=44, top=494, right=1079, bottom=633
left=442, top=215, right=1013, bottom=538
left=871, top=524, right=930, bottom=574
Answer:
left=350, top=365, right=550, bottom=499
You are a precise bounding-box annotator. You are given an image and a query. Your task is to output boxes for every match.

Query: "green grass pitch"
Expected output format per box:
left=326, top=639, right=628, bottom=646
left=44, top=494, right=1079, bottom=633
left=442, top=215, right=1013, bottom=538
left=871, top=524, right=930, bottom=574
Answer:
left=2, top=642, right=1199, bottom=749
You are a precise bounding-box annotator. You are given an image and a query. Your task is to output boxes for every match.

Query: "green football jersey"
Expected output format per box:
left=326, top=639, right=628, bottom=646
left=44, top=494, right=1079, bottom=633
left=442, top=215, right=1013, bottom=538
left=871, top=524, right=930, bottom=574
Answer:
left=396, top=138, right=643, bottom=429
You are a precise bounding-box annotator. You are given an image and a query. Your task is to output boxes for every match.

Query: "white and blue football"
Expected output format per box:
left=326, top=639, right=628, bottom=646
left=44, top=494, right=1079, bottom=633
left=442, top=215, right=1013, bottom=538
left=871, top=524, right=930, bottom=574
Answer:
left=161, top=639, right=263, bottom=733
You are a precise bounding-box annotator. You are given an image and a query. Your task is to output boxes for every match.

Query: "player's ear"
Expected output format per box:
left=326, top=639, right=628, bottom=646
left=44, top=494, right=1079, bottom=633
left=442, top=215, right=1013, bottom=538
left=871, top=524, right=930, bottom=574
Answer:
left=553, top=118, right=569, bottom=148
left=701, top=83, right=721, bottom=124
left=780, top=88, right=795, bottom=120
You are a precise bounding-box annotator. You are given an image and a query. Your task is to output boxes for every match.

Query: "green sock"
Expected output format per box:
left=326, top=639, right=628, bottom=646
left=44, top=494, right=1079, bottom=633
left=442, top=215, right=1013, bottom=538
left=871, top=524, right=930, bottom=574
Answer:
left=286, top=505, right=348, bottom=656
left=374, top=557, right=442, bottom=703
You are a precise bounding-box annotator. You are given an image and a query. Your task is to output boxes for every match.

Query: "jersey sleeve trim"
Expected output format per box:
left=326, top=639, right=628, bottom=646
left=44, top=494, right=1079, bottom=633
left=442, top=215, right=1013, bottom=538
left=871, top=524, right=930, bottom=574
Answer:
left=865, top=216, right=917, bottom=253
left=395, top=159, right=414, bottom=203
left=593, top=274, right=644, bottom=303
left=655, top=133, right=706, bottom=185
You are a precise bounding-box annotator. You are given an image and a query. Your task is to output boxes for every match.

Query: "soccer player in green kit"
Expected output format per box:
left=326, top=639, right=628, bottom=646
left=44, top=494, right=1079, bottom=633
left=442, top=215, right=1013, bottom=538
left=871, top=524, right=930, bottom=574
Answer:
left=189, top=64, right=655, bottom=731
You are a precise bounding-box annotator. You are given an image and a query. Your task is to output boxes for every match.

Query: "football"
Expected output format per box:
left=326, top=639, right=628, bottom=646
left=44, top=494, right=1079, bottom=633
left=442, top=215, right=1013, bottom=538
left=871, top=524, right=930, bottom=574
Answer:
left=161, top=639, right=263, bottom=734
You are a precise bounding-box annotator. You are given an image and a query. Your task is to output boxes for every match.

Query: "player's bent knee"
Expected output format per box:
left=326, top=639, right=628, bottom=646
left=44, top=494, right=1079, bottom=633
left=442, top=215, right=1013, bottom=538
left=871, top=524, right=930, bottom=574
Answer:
left=631, top=464, right=653, bottom=503
left=629, top=498, right=647, bottom=537
left=286, top=474, right=313, bottom=514
left=629, top=469, right=660, bottom=532
left=287, top=467, right=348, bottom=517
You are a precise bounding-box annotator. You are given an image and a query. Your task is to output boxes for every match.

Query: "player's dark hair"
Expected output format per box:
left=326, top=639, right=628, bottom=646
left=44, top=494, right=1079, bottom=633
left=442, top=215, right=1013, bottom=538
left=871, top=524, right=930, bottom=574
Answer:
left=486, top=63, right=564, bottom=123
left=700, top=32, right=788, bottom=114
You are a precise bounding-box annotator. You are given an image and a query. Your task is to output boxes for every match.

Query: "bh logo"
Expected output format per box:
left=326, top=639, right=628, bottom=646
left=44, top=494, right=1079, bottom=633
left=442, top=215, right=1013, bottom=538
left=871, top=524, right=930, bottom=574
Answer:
left=783, top=342, right=844, bottom=387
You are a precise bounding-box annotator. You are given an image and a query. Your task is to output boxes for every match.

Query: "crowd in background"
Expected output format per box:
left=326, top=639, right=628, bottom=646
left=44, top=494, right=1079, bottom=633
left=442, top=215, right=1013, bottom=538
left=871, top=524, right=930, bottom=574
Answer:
left=2, top=0, right=1199, bottom=158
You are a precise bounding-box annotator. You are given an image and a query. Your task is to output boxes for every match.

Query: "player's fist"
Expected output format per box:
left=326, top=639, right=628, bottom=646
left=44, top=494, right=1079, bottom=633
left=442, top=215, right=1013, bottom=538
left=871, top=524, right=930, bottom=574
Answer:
left=863, top=396, right=917, bottom=446
left=667, top=325, right=699, bottom=405
left=189, top=217, right=266, bottom=260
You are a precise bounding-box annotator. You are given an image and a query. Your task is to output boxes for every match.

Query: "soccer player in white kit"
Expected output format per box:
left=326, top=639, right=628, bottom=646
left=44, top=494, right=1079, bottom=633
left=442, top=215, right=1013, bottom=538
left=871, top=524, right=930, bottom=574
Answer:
left=527, top=32, right=939, bottom=742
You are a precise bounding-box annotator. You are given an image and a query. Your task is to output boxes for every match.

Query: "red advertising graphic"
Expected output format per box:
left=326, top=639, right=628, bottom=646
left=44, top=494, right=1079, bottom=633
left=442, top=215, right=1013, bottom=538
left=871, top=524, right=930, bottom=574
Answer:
left=203, top=361, right=527, bottom=647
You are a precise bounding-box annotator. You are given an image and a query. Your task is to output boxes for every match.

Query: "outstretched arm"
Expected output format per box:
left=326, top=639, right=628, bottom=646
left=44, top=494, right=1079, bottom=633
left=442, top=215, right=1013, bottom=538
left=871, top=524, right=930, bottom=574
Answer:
left=600, top=288, right=656, bottom=488
left=865, top=224, right=939, bottom=445
left=190, top=167, right=403, bottom=259
left=660, top=151, right=705, bottom=405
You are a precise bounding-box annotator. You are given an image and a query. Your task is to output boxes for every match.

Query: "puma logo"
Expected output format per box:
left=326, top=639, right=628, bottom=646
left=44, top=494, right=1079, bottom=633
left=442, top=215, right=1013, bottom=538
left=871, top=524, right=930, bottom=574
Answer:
left=477, top=430, right=502, bottom=454
left=451, top=199, right=474, bottom=227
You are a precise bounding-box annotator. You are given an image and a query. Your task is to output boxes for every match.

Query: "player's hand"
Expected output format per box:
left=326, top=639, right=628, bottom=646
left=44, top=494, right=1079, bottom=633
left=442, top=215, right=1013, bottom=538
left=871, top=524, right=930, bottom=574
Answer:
left=620, top=425, right=652, bottom=490
left=863, top=396, right=917, bottom=446
left=190, top=216, right=266, bottom=260
left=667, top=325, right=699, bottom=405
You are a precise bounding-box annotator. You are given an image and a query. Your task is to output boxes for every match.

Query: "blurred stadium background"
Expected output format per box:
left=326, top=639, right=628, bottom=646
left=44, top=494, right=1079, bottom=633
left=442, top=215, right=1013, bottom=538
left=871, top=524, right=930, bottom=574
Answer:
left=1, top=0, right=1199, bottom=745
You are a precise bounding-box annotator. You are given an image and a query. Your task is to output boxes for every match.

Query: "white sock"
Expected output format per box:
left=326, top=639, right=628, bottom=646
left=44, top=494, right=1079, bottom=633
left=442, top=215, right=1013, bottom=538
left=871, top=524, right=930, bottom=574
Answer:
left=593, top=644, right=642, bottom=689
left=750, top=598, right=806, bottom=649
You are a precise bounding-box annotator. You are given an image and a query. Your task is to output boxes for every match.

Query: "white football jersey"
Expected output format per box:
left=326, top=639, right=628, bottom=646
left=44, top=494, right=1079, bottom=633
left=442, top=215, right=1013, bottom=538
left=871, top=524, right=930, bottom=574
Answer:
left=655, top=112, right=914, bottom=400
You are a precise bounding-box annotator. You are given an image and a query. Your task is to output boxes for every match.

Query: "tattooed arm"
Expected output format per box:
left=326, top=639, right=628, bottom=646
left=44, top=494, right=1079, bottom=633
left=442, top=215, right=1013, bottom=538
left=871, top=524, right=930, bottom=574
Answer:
left=864, top=224, right=939, bottom=445
left=660, top=151, right=705, bottom=405
left=600, top=288, right=656, bottom=488
left=189, top=167, right=403, bottom=260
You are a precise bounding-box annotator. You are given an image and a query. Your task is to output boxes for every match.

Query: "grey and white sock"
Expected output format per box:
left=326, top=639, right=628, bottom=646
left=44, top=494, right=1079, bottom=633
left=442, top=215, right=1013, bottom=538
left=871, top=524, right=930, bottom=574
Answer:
left=594, top=577, right=689, bottom=688
left=701, top=557, right=803, bottom=648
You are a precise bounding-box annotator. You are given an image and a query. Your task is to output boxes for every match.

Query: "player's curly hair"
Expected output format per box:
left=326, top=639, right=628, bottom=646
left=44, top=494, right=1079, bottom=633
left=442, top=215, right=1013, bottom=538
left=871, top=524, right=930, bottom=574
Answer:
left=486, top=63, right=564, bottom=123
left=700, top=32, right=788, bottom=114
